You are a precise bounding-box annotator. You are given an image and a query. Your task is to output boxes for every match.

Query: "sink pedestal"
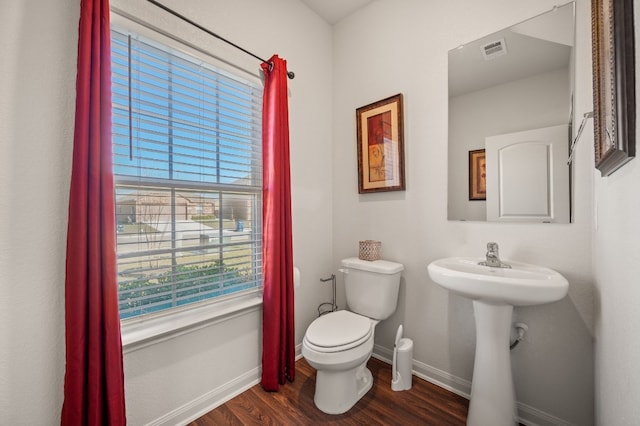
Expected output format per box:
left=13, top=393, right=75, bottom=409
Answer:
left=428, top=257, right=569, bottom=425
left=468, top=301, right=517, bottom=426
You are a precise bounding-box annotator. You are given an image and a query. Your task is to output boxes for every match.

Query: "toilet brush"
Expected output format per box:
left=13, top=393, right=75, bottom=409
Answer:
left=392, top=325, right=403, bottom=386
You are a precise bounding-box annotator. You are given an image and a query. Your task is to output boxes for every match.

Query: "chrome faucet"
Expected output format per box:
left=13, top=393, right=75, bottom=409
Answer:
left=479, top=242, right=511, bottom=268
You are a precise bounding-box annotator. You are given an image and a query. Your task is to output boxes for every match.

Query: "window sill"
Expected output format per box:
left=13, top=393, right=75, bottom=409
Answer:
left=121, top=290, right=263, bottom=354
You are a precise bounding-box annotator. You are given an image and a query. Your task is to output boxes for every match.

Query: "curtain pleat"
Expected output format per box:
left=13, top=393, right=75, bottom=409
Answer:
left=61, top=0, right=127, bottom=424
left=260, top=55, right=295, bottom=391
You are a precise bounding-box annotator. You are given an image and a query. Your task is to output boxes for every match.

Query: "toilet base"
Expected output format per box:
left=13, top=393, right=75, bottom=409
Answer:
left=314, top=362, right=373, bottom=414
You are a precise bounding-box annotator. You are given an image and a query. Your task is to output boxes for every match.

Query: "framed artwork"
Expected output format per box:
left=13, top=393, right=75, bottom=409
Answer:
left=469, top=149, right=486, bottom=201
left=591, top=0, right=635, bottom=176
left=356, top=94, right=405, bottom=193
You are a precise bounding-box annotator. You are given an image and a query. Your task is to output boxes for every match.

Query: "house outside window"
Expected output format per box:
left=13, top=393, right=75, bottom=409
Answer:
left=111, top=26, right=263, bottom=320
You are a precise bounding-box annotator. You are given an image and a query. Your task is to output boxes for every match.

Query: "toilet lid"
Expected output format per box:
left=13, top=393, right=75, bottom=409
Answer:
left=305, top=310, right=372, bottom=349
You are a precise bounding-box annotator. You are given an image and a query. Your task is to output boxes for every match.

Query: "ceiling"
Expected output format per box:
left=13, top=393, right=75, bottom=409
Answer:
left=298, top=0, right=375, bottom=24
left=448, top=3, right=574, bottom=97
left=298, top=1, right=573, bottom=97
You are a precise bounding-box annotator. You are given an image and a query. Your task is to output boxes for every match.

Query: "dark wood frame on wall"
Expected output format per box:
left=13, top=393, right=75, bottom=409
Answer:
left=591, top=0, right=636, bottom=176
left=356, top=94, right=405, bottom=193
left=468, top=149, right=486, bottom=201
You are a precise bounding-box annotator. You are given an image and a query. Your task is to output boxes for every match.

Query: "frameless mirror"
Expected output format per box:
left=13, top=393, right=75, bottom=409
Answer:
left=448, top=2, right=575, bottom=223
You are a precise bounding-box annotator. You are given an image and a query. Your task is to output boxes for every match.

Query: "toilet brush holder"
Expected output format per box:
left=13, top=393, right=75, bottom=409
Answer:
left=392, top=325, right=413, bottom=391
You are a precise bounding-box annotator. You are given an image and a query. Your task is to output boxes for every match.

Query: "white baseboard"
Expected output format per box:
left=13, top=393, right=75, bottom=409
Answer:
left=516, top=402, right=576, bottom=426
left=150, top=346, right=304, bottom=426
left=151, top=343, right=573, bottom=426
left=372, top=344, right=574, bottom=426
left=146, top=367, right=261, bottom=426
left=372, top=344, right=471, bottom=399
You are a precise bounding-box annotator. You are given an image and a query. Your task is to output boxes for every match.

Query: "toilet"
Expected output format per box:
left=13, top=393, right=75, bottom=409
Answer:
left=302, top=257, right=404, bottom=414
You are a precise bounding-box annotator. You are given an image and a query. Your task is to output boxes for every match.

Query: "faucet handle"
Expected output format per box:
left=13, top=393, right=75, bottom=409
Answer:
left=487, top=242, right=499, bottom=252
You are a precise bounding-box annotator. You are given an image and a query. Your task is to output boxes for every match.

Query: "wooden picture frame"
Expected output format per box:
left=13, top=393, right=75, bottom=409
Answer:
left=356, top=94, right=405, bottom=193
left=591, top=0, right=635, bottom=176
left=469, top=149, right=486, bottom=201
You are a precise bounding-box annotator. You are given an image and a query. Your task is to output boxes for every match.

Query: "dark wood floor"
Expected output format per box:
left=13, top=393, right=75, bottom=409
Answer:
left=188, top=357, right=469, bottom=425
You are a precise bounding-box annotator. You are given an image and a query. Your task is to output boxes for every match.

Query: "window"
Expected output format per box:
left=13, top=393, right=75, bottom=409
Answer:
left=111, top=27, right=263, bottom=320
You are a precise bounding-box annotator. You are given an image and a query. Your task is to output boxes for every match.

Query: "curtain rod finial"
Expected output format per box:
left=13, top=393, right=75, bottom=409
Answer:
left=287, top=71, right=295, bottom=80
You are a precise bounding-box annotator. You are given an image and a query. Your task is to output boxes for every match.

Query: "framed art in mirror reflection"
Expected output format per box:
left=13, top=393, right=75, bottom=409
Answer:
left=469, top=149, right=486, bottom=201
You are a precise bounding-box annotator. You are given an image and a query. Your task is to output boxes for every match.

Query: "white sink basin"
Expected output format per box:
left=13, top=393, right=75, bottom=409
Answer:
left=427, top=257, right=568, bottom=306
left=428, top=256, right=569, bottom=424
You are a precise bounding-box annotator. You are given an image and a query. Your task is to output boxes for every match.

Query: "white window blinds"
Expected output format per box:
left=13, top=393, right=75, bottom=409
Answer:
left=111, top=27, right=263, bottom=319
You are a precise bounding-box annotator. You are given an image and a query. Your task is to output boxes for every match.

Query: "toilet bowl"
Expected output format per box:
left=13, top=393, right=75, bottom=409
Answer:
left=302, top=310, right=378, bottom=414
left=302, top=257, right=403, bottom=414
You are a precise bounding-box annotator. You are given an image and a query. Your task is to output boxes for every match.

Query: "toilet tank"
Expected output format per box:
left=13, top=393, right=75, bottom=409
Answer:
left=341, top=257, right=404, bottom=320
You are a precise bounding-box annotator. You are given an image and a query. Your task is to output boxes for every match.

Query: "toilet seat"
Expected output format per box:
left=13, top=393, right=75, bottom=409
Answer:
left=304, top=310, right=373, bottom=353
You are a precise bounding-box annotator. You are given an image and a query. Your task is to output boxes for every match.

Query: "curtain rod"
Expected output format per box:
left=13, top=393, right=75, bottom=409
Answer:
left=146, top=0, right=295, bottom=79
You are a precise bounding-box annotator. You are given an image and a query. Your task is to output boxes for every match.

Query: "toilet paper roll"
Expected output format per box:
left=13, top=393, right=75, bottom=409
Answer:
left=294, top=266, right=301, bottom=289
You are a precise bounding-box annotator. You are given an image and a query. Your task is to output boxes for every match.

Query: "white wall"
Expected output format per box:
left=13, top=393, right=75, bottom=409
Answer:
left=0, top=0, right=78, bottom=423
left=449, top=68, right=570, bottom=221
left=332, top=1, right=594, bottom=424
left=592, top=4, right=640, bottom=424
left=1, top=0, right=333, bottom=424
left=10, top=0, right=640, bottom=425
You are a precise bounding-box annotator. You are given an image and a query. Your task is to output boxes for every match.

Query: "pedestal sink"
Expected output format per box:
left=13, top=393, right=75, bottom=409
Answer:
left=427, top=257, right=568, bottom=426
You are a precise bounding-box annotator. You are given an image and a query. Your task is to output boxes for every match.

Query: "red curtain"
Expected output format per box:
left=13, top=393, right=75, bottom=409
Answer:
left=261, top=55, right=295, bottom=391
left=61, top=0, right=126, bottom=424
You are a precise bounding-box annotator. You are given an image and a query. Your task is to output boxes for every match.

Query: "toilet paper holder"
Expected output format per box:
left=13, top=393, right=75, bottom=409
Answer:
left=317, top=274, right=338, bottom=316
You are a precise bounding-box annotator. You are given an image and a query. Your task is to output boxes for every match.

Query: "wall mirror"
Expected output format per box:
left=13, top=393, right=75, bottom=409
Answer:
left=448, top=2, right=575, bottom=223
